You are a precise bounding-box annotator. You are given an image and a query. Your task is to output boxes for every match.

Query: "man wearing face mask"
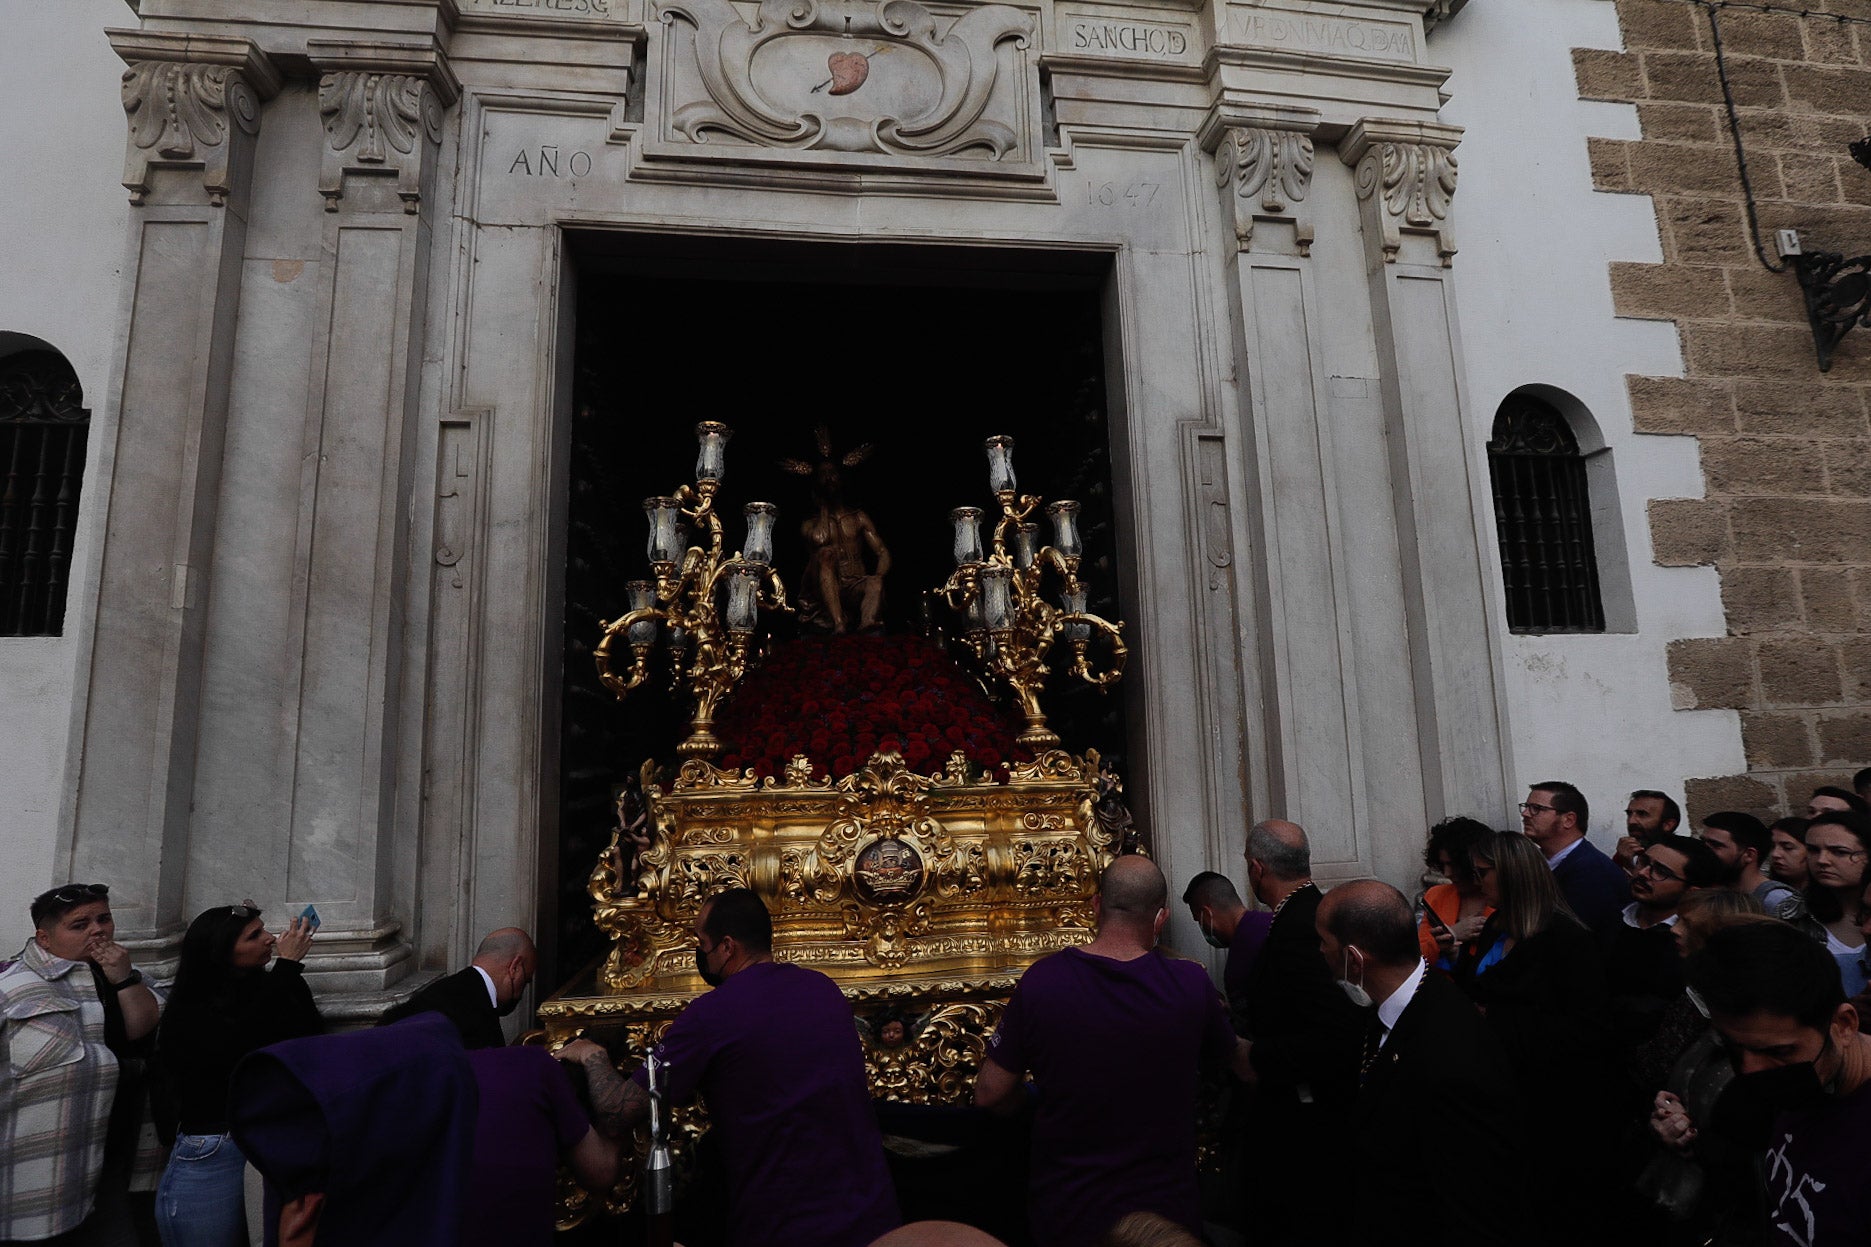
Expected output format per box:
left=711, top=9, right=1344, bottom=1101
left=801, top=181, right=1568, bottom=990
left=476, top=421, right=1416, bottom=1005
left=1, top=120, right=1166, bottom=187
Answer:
left=1684, top=921, right=1871, bottom=1246
left=1180, top=871, right=1271, bottom=1034
left=380, top=928, right=536, bottom=1048
left=610, top=888, right=899, bottom=1247
left=1316, top=881, right=1530, bottom=1245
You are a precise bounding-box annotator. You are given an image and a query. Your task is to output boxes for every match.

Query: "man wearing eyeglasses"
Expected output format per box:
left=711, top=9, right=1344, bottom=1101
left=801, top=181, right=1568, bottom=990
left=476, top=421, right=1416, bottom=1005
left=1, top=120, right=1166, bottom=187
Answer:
left=1607, top=838, right=1718, bottom=1052
left=1519, top=780, right=1630, bottom=940
left=1, top=882, right=164, bottom=1243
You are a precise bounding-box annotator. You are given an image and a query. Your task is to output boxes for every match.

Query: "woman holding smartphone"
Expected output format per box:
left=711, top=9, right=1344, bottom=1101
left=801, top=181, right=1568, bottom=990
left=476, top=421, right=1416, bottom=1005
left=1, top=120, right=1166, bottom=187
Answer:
left=1417, top=816, right=1495, bottom=971
left=154, top=903, right=322, bottom=1247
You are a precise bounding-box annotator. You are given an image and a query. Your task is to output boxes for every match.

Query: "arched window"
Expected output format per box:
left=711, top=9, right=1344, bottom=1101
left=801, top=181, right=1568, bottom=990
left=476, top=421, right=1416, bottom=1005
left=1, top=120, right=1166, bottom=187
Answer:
left=1487, top=392, right=1605, bottom=633
left=0, top=349, right=90, bottom=636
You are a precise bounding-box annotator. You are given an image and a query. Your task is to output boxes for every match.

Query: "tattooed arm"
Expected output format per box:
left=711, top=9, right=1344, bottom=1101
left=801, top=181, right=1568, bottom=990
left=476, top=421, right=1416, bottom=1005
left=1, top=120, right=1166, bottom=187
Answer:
left=556, top=1039, right=649, bottom=1139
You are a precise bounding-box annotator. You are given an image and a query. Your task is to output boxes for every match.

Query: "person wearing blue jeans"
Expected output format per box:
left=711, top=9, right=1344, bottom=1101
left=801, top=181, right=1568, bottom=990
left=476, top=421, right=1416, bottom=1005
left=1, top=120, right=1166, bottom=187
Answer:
left=154, top=903, right=320, bottom=1246
left=157, top=1131, right=250, bottom=1245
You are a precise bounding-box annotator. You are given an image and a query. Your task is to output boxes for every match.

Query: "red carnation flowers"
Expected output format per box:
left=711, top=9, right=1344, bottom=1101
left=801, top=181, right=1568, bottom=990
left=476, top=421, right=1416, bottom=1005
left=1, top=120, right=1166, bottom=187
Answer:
left=713, top=635, right=1030, bottom=781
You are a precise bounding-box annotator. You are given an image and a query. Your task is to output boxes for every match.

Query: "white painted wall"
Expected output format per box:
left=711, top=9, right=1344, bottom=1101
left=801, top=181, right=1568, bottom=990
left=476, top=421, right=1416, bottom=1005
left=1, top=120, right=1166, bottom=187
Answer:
left=0, top=0, right=131, bottom=952
left=1435, top=0, right=1744, bottom=849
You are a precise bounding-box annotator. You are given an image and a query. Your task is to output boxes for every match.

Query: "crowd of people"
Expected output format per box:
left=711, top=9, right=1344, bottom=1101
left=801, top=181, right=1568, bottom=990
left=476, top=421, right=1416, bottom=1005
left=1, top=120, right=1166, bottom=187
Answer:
left=3, top=767, right=1868, bottom=1247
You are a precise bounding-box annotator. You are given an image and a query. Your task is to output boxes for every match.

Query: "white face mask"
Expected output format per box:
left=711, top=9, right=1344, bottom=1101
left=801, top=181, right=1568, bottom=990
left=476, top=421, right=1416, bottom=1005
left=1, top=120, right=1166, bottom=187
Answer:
left=1337, top=947, right=1373, bottom=1009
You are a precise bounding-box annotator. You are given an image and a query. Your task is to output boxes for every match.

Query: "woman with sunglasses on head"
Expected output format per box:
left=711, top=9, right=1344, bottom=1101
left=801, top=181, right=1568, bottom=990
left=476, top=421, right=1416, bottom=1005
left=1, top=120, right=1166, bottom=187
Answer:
left=154, top=903, right=321, bottom=1246
left=1786, top=810, right=1870, bottom=997
left=1454, top=831, right=1617, bottom=1242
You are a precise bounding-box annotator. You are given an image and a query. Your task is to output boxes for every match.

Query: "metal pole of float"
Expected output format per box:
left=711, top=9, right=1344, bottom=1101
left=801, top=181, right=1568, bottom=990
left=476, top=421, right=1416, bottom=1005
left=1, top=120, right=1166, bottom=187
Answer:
left=644, top=1051, right=674, bottom=1247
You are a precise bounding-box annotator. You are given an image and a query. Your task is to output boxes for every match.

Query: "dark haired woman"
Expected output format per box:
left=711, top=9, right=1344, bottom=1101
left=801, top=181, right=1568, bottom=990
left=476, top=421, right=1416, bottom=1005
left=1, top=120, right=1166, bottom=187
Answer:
left=1416, top=816, right=1495, bottom=971
left=155, top=904, right=320, bottom=1246
left=1454, top=832, right=1615, bottom=1242
left=1790, top=810, right=1870, bottom=997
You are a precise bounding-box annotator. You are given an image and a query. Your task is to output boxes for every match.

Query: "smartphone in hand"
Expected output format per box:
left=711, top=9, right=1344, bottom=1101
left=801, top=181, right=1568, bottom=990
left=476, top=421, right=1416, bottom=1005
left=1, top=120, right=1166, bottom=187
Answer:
left=299, top=904, right=321, bottom=933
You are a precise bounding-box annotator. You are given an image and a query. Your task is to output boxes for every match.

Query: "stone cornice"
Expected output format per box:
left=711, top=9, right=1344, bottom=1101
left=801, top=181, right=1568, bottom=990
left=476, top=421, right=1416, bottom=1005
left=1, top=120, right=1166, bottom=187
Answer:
left=106, top=29, right=282, bottom=99
left=306, top=36, right=462, bottom=108
left=1195, top=101, right=1321, bottom=155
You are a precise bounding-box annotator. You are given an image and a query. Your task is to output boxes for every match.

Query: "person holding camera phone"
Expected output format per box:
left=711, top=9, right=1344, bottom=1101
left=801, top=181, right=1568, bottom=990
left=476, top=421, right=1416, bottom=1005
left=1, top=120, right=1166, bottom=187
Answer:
left=1417, top=817, right=1495, bottom=972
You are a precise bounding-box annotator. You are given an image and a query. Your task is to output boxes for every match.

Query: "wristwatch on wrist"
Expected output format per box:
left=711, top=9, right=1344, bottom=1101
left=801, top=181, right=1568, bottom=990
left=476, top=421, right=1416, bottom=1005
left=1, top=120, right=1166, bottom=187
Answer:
left=108, top=969, right=143, bottom=991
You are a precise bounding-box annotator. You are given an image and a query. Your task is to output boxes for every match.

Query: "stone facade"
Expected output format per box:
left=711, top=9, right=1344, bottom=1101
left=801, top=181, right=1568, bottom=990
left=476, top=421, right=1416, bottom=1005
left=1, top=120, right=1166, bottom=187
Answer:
left=1574, top=0, right=1871, bottom=821
left=0, top=0, right=1536, bottom=1006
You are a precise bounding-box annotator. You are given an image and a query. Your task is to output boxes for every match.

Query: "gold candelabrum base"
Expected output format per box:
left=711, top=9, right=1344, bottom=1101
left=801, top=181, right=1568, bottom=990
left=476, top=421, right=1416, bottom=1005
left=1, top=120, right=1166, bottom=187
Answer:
left=534, top=747, right=1138, bottom=1227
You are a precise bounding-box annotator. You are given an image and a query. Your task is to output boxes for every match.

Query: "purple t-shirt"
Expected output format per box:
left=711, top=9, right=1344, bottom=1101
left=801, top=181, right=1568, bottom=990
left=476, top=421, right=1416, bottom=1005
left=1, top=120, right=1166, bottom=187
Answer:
left=464, top=1046, right=593, bottom=1247
left=1764, top=1079, right=1871, bottom=1247
left=1224, top=910, right=1275, bottom=1027
left=629, top=961, right=899, bottom=1247
left=985, top=946, right=1236, bottom=1247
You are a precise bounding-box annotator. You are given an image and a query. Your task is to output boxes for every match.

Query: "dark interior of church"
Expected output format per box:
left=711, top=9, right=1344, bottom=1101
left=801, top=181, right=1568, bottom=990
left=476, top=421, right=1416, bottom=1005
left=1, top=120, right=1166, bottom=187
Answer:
left=548, top=236, right=1139, bottom=1243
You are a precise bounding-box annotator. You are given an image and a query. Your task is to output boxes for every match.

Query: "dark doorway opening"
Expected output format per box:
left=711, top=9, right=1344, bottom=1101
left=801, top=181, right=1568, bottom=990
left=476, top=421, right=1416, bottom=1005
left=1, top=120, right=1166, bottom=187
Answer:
left=551, top=236, right=1131, bottom=992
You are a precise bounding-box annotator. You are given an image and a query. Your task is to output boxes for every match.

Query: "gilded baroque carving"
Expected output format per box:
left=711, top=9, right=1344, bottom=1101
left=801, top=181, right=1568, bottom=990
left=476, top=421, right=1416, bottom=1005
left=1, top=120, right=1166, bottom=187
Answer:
left=1352, top=139, right=1459, bottom=265
left=318, top=72, right=445, bottom=212
left=657, top=0, right=1033, bottom=159
left=120, top=62, right=261, bottom=206
left=1214, top=125, right=1315, bottom=254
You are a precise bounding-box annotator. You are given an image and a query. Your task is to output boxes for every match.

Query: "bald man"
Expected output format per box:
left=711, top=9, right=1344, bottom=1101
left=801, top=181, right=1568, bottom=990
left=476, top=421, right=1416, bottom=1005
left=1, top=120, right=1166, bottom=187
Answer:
left=381, top=928, right=537, bottom=1048
left=1239, top=819, right=1365, bottom=1245
left=974, top=856, right=1250, bottom=1247
left=1316, top=881, right=1529, bottom=1244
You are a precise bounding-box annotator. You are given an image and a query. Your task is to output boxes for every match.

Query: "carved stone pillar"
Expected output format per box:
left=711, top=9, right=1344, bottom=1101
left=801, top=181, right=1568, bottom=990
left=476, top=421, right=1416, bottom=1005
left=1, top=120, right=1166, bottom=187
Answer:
left=1202, top=105, right=1368, bottom=866
left=276, top=41, right=458, bottom=997
left=67, top=32, right=280, bottom=962
left=1341, top=118, right=1509, bottom=822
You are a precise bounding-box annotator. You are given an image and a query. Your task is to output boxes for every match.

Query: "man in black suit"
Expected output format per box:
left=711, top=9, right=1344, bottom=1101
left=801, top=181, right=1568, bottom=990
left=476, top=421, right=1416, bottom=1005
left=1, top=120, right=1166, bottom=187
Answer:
left=1522, top=779, right=1629, bottom=940
left=380, top=928, right=536, bottom=1048
left=1317, top=880, right=1532, bottom=1245
left=1239, top=820, right=1364, bottom=1245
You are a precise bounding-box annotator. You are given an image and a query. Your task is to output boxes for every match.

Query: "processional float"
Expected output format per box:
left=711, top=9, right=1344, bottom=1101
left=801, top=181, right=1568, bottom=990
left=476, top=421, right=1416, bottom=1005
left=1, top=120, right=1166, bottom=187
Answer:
left=537, top=421, right=1132, bottom=1226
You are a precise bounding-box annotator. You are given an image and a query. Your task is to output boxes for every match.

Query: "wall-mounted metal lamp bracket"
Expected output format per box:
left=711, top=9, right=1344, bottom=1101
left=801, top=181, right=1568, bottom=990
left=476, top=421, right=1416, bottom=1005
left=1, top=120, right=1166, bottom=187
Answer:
left=1793, top=251, right=1871, bottom=373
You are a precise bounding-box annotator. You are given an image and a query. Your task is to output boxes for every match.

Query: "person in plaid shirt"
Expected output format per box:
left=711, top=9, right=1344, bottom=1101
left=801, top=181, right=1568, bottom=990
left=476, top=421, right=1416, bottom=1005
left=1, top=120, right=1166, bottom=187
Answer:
left=1, top=883, right=163, bottom=1244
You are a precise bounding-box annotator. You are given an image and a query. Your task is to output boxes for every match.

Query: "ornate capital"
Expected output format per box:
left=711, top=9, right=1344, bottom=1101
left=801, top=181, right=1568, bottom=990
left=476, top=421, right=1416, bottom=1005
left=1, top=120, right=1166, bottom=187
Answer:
left=308, top=39, right=458, bottom=214
left=317, top=73, right=445, bottom=212
left=110, top=32, right=279, bottom=207
left=1342, top=120, right=1462, bottom=265
left=1215, top=126, right=1316, bottom=255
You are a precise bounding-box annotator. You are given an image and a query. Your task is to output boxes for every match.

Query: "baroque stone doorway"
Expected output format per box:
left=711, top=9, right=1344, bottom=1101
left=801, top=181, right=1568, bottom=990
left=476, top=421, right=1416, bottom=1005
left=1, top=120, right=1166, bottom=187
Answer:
left=548, top=235, right=1134, bottom=987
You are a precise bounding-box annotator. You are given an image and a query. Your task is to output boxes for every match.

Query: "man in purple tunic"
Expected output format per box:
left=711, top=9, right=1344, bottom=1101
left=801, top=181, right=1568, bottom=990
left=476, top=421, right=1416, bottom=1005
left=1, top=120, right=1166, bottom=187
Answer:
left=974, top=856, right=1251, bottom=1247
left=614, top=888, right=900, bottom=1247
left=464, top=1043, right=622, bottom=1247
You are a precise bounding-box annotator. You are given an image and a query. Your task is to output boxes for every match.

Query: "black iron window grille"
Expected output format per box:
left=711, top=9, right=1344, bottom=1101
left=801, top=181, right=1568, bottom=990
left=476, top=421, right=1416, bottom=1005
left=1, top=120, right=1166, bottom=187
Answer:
left=0, top=351, right=90, bottom=636
left=1486, top=394, right=1605, bottom=634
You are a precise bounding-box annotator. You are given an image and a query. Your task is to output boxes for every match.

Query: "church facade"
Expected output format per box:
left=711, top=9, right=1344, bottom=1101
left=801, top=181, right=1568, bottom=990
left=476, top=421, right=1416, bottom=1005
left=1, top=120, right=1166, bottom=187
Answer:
left=1, top=0, right=1863, bottom=1006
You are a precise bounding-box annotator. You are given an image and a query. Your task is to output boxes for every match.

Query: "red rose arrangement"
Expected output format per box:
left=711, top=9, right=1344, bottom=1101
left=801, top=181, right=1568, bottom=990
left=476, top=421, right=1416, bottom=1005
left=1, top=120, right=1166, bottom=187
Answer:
left=714, top=634, right=1030, bottom=781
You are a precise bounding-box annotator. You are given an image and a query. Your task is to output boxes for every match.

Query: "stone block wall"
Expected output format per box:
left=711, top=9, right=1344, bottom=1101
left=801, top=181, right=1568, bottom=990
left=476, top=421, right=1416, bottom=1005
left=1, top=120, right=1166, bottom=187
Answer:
left=1573, top=0, right=1871, bottom=821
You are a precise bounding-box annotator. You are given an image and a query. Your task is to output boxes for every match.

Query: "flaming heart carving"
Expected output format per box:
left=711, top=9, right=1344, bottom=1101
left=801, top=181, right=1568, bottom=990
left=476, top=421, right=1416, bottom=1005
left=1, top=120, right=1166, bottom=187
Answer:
left=826, top=51, right=870, bottom=96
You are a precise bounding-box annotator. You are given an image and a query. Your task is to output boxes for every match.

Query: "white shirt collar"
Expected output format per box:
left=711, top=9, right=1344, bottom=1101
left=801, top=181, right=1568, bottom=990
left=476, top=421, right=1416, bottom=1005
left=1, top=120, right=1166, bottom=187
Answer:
left=1545, top=836, right=1586, bottom=870
left=472, top=964, right=499, bottom=1008
left=1376, top=958, right=1427, bottom=1046
left=1621, top=901, right=1679, bottom=929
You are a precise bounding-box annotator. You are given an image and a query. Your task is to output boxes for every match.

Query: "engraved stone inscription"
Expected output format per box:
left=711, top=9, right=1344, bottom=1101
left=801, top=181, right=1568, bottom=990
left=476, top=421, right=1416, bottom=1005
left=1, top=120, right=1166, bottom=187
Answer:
left=509, top=146, right=594, bottom=176
left=1066, top=19, right=1191, bottom=60
left=1235, top=11, right=1415, bottom=62
left=462, top=0, right=618, bottom=15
